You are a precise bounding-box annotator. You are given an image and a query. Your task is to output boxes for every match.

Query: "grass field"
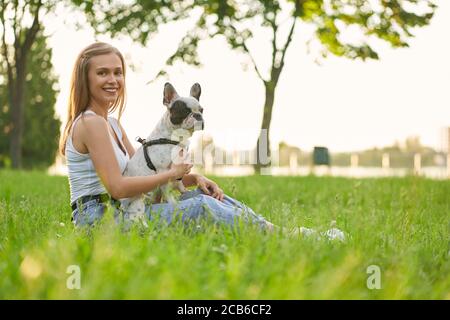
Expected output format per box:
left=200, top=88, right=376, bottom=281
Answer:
left=0, top=169, right=448, bottom=299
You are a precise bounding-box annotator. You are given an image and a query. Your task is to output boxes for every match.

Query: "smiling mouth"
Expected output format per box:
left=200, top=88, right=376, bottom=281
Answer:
left=103, top=88, right=119, bottom=93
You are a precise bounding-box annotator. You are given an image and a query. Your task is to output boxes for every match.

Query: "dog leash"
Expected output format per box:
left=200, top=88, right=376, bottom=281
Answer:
left=135, top=137, right=183, bottom=180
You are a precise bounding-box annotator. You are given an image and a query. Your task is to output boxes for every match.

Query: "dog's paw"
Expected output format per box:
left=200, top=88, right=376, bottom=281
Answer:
left=127, top=211, right=148, bottom=228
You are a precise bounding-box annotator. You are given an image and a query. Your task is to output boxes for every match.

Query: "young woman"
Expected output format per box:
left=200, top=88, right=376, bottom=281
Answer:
left=59, top=42, right=275, bottom=230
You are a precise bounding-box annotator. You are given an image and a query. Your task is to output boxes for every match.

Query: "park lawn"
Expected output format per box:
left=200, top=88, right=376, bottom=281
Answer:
left=0, top=169, right=448, bottom=299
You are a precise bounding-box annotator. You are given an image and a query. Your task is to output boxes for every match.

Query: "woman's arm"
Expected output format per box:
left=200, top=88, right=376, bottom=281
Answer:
left=81, top=115, right=191, bottom=199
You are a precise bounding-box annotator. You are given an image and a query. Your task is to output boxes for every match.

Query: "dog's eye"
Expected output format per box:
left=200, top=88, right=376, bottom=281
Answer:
left=199, top=107, right=203, bottom=114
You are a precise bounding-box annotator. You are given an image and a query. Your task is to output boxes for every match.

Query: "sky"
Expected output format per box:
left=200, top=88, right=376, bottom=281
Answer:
left=46, top=0, right=450, bottom=153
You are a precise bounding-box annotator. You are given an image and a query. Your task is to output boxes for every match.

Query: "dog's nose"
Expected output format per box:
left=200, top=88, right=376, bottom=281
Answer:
left=193, top=113, right=203, bottom=121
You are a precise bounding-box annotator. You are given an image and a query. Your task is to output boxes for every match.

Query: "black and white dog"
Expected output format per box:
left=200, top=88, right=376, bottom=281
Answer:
left=122, top=82, right=204, bottom=222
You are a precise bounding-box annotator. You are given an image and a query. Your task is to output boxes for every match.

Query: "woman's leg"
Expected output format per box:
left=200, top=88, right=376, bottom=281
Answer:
left=72, top=199, right=106, bottom=227
left=146, top=191, right=271, bottom=230
left=72, top=199, right=121, bottom=227
left=179, top=188, right=275, bottom=230
left=180, top=187, right=254, bottom=208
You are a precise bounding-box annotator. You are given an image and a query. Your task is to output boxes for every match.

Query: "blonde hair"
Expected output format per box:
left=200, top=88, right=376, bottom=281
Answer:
left=59, top=42, right=127, bottom=155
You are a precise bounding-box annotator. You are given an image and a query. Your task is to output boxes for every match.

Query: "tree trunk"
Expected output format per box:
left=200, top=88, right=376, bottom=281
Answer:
left=255, top=81, right=276, bottom=173
left=10, top=78, right=25, bottom=168
left=9, top=55, right=27, bottom=168
left=6, top=1, right=41, bottom=169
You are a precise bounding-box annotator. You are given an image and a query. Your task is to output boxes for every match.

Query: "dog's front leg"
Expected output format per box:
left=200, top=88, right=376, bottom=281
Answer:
left=171, top=179, right=187, bottom=193
left=156, top=168, right=181, bottom=205
left=161, top=183, right=178, bottom=205
left=125, top=197, right=148, bottom=228
left=166, top=178, right=188, bottom=200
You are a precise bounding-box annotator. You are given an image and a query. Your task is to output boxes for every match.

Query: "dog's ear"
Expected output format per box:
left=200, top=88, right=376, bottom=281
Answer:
left=190, top=83, right=201, bottom=101
left=163, top=82, right=179, bottom=107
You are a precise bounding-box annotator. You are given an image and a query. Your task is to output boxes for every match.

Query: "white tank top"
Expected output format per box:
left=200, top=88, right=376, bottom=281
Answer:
left=65, top=110, right=130, bottom=204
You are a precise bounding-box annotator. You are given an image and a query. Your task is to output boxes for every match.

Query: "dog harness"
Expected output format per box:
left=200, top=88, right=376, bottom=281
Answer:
left=135, top=137, right=182, bottom=176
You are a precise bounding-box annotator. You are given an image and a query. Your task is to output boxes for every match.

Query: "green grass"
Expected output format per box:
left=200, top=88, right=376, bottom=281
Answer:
left=0, top=169, right=449, bottom=299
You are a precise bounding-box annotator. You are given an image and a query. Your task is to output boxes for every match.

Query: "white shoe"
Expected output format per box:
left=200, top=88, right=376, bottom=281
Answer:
left=288, top=227, right=321, bottom=240
left=288, top=225, right=347, bottom=242
left=322, top=227, right=346, bottom=242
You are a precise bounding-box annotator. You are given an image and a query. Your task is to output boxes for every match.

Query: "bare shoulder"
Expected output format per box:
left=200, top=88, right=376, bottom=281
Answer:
left=77, top=114, right=109, bottom=138
left=72, top=113, right=109, bottom=153
left=82, top=112, right=107, bottom=124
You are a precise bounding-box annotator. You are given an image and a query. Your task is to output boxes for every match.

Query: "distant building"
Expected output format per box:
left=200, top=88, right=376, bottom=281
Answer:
left=278, top=142, right=301, bottom=167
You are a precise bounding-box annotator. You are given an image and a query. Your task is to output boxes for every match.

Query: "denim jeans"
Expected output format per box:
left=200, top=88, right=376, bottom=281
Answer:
left=71, top=188, right=269, bottom=229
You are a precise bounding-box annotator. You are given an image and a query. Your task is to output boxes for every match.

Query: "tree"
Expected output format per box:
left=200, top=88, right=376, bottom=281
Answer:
left=0, top=0, right=193, bottom=168
left=0, top=30, right=60, bottom=169
left=1, top=0, right=47, bottom=168
left=82, top=0, right=436, bottom=172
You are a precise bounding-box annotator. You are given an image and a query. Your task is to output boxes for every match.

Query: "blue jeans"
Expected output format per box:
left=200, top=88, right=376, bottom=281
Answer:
left=71, top=188, right=269, bottom=229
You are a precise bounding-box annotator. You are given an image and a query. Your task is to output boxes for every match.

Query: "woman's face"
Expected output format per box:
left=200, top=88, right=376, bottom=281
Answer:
left=87, top=53, right=124, bottom=109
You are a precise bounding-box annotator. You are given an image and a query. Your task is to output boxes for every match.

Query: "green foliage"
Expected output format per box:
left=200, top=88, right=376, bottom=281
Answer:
left=81, top=0, right=436, bottom=70
left=0, top=32, right=61, bottom=169
left=72, top=0, right=193, bottom=44
left=0, top=170, right=449, bottom=298
left=293, top=0, right=435, bottom=60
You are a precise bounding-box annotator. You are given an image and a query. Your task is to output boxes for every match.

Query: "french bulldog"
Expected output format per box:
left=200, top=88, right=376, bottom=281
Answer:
left=121, top=82, right=204, bottom=223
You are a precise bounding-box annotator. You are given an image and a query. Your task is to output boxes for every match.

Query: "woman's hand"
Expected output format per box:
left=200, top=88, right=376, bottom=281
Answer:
left=170, top=162, right=193, bottom=180
left=196, top=175, right=224, bottom=201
